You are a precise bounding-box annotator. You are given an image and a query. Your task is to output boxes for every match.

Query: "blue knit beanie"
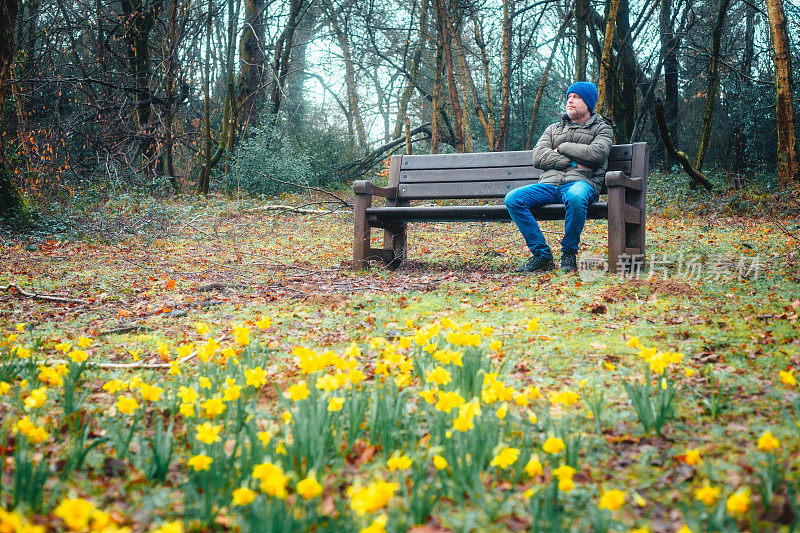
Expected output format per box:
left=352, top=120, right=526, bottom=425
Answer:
left=566, top=82, right=598, bottom=114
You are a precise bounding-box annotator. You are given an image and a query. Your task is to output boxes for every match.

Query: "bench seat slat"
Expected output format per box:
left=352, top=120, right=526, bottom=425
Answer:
left=398, top=144, right=634, bottom=171
left=401, top=151, right=533, bottom=170
left=399, top=163, right=630, bottom=185
left=366, top=203, right=608, bottom=223
left=399, top=166, right=543, bottom=184
left=398, top=180, right=544, bottom=200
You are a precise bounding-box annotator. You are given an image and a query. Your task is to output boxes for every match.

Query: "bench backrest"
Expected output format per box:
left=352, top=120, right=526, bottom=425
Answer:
left=391, top=144, right=637, bottom=201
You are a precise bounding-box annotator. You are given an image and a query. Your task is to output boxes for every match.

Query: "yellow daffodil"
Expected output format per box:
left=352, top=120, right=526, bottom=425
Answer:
left=201, top=397, right=226, bottom=418
left=349, top=481, right=398, bottom=516
left=386, top=454, right=412, bottom=471
left=684, top=448, right=702, bottom=466
left=328, top=397, right=345, bottom=412
left=187, top=454, right=213, bottom=471
left=102, top=379, right=126, bottom=394
left=725, top=487, right=751, bottom=516
left=425, top=366, right=451, bottom=386
left=252, top=462, right=289, bottom=498
left=177, top=386, right=198, bottom=404
left=433, top=455, right=448, bottom=470
left=24, top=387, right=48, bottom=409
left=779, top=369, right=797, bottom=386
left=496, top=403, right=508, bottom=420
left=598, top=489, right=626, bottom=511
left=694, top=484, right=721, bottom=506
left=542, top=436, right=565, bottom=455
left=525, top=456, right=543, bottom=477
left=69, top=350, right=88, bottom=363
left=195, top=422, right=222, bottom=444
left=54, top=498, right=95, bottom=531
left=757, top=431, right=780, bottom=451
left=297, top=475, right=323, bottom=499
left=117, top=395, right=140, bottom=415
left=255, top=315, right=273, bottom=329
left=232, top=487, right=257, bottom=506
left=77, top=336, right=93, bottom=348
left=152, top=520, right=184, bottom=533
left=452, top=415, right=473, bottom=432
left=490, top=446, right=520, bottom=469
left=223, top=384, right=242, bottom=402
left=245, top=367, right=268, bottom=387
left=139, top=383, right=164, bottom=402
left=284, top=381, right=310, bottom=401
left=360, top=514, right=388, bottom=533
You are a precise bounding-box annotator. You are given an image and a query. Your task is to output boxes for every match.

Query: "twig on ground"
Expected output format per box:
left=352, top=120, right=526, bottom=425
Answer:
left=1, top=283, right=88, bottom=304
left=255, top=174, right=352, bottom=208
left=248, top=204, right=346, bottom=215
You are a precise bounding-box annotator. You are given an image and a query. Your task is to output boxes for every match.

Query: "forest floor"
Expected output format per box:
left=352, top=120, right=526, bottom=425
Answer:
left=1, top=175, right=800, bottom=532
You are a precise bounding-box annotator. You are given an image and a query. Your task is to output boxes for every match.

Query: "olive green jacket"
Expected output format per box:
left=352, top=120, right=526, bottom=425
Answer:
left=531, top=113, right=614, bottom=194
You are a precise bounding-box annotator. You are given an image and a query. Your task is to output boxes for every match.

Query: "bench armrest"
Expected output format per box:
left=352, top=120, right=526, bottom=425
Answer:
left=605, top=170, right=643, bottom=191
left=353, top=180, right=398, bottom=199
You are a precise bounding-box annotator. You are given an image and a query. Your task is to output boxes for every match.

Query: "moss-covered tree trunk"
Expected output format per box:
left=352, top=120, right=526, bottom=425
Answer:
left=765, top=0, right=799, bottom=183
left=436, top=0, right=465, bottom=153
left=0, top=0, right=30, bottom=222
left=694, top=0, right=730, bottom=172
left=595, top=0, right=620, bottom=115
left=393, top=0, right=429, bottom=141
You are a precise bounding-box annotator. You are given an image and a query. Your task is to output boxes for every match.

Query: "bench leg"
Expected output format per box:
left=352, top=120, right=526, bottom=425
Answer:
left=607, top=187, right=625, bottom=274
left=384, top=223, right=407, bottom=270
left=353, top=193, right=371, bottom=270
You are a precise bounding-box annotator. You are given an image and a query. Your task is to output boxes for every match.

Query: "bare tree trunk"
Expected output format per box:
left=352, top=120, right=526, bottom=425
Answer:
left=436, top=0, right=466, bottom=153
left=269, top=0, right=303, bottom=124
left=660, top=0, right=679, bottom=169
left=694, top=0, right=730, bottom=172
left=164, top=0, right=178, bottom=189
left=655, top=99, right=713, bottom=190
left=742, top=4, right=755, bottom=79
left=198, top=0, right=212, bottom=195
left=526, top=13, right=572, bottom=150
left=431, top=7, right=444, bottom=154
left=595, top=0, right=621, bottom=115
left=0, top=0, right=30, bottom=221
left=575, top=0, right=588, bottom=80
left=470, top=11, right=497, bottom=147
left=493, top=0, right=512, bottom=151
left=451, top=13, right=486, bottom=148
left=237, top=0, right=266, bottom=126
left=324, top=0, right=367, bottom=150
left=393, top=0, right=429, bottom=140
left=765, top=0, right=799, bottom=183
left=612, top=0, right=637, bottom=142
left=121, top=0, right=162, bottom=175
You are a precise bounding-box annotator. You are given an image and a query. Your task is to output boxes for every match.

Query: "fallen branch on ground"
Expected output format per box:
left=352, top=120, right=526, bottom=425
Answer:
left=248, top=204, right=346, bottom=215
left=1, top=283, right=88, bottom=304
left=255, top=174, right=352, bottom=208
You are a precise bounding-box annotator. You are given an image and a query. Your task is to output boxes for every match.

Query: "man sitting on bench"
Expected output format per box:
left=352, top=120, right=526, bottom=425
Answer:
left=505, top=81, right=613, bottom=273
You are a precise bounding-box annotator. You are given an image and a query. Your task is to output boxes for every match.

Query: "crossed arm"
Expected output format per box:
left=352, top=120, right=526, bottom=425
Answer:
left=532, top=122, right=614, bottom=171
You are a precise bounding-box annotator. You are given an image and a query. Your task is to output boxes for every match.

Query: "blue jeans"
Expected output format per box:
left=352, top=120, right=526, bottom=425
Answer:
left=504, top=181, right=598, bottom=257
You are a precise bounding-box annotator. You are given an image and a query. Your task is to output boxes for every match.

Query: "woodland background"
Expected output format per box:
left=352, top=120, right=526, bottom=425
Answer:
left=0, top=0, right=798, bottom=223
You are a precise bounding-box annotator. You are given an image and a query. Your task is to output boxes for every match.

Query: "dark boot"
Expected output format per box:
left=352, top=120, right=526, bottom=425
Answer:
left=515, top=255, right=555, bottom=273
left=561, top=253, right=578, bottom=273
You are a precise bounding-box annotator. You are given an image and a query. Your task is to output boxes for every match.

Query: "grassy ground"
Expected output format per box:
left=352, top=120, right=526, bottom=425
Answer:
left=1, top=174, right=799, bottom=532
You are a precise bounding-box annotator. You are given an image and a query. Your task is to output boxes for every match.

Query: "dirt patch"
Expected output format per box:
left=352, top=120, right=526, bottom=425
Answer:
left=303, top=292, right=350, bottom=308
left=600, top=279, right=699, bottom=302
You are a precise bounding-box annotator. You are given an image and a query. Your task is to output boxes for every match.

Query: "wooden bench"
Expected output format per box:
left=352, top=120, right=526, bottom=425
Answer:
left=353, top=142, right=649, bottom=273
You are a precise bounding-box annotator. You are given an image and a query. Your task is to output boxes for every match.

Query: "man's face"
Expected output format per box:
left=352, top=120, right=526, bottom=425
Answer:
left=566, top=93, right=590, bottom=122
